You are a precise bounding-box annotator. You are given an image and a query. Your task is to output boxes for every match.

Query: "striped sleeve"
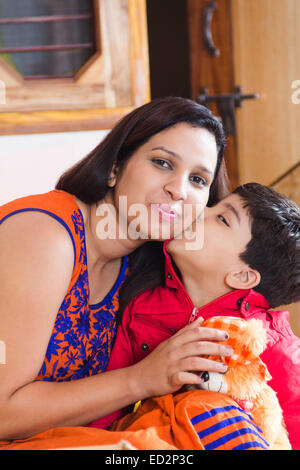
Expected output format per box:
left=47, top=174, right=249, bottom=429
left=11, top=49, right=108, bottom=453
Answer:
left=190, top=405, right=269, bottom=450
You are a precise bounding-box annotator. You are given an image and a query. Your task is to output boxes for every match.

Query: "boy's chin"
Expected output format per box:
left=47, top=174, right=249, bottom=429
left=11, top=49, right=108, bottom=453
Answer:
left=166, top=237, right=180, bottom=254
left=166, top=237, right=188, bottom=255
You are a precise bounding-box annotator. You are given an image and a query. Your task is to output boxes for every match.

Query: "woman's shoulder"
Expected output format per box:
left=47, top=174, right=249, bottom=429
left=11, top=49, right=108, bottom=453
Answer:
left=0, top=190, right=78, bottom=222
left=0, top=190, right=86, bottom=273
left=0, top=206, right=75, bottom=298
left=0, top=201, right=75, bottom=261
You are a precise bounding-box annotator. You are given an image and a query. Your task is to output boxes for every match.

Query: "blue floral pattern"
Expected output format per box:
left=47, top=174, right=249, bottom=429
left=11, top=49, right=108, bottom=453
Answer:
left=36, top=208, right=128, bottom=382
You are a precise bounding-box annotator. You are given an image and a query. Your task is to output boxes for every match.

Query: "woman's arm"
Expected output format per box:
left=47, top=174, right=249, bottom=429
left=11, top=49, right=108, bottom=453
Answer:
left=0, top=212, right=141, bottom=439
left=0, top=212, right=231, bottom=440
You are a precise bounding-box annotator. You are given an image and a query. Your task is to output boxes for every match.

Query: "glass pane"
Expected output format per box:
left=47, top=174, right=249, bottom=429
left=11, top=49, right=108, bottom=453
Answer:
left=0, top=0, right=96, bottom=77
left=4, top=49, right=94, bottom=78
left=0, top=0, right=92, bottom=18
left=1, top=19, right=95, bottom=48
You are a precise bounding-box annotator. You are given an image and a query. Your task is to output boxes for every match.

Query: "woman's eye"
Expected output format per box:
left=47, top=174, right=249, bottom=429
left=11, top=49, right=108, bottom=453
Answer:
left=152, top=158, right=171, bottom=169
left=190, top=175, right=207, bottom=187
left=218, top=215, right=230, bottom=227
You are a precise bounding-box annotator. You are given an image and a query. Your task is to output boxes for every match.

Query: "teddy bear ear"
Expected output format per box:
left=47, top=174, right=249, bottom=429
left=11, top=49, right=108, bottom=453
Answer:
left=241, top=319, right=268, bottom=356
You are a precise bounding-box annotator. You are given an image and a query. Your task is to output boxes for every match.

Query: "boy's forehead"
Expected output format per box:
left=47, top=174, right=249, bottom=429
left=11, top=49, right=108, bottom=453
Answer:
left=218, top=193, right=251, bottom=225
left=221, top=193, right=242, bottom=205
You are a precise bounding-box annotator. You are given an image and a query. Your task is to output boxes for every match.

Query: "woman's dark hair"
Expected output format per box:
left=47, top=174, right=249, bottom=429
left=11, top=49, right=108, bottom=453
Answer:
left=234, top=183, right=300, bottom=308
left=56, top=96, right=229, bottom=314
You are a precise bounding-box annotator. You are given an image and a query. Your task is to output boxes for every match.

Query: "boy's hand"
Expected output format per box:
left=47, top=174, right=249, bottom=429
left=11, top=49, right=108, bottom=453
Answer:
left=129, top=316, right=233, bottom=400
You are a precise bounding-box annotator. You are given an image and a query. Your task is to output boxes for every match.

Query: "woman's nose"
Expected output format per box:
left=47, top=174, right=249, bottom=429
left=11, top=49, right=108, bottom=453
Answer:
left=164, top=176, right=188, bottom=201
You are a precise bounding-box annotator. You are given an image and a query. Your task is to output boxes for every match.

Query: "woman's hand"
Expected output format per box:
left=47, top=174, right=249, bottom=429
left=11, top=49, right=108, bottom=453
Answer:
left=128, top=316, right=233, bottom=400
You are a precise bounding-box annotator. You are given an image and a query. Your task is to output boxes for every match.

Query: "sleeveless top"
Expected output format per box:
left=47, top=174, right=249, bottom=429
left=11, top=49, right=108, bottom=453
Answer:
left=0, top=190, right=129, bottom=381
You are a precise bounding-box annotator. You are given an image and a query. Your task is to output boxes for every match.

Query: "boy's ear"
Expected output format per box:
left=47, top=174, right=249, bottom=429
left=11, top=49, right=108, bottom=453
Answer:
left=225, top=268, right=261, bottom=290
left=107, top=163, right=119, bottom=188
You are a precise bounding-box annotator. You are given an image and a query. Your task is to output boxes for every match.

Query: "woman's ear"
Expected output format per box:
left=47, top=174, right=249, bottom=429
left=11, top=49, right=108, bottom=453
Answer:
left=107, top=164, right=119, bottom=188
left=225, top=268, right=261, bottom=290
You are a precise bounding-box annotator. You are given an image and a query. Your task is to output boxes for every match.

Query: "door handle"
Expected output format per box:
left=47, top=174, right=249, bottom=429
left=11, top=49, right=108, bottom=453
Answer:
left=203, top=1, right=220, bottom=57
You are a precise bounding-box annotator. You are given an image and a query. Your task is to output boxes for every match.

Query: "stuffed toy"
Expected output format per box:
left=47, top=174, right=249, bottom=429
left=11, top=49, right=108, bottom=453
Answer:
left=188, top=316, right=291, bottom=450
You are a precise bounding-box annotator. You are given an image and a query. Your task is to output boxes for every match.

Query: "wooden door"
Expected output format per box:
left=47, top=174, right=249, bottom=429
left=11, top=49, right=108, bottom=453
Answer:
left=188, top=0, right=300, bottom=336
left=231, top=0, right=300, bottom=185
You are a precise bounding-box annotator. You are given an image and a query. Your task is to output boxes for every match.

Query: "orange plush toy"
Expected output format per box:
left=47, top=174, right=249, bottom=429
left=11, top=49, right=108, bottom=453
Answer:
left=189, top=316, right=291, bottom=450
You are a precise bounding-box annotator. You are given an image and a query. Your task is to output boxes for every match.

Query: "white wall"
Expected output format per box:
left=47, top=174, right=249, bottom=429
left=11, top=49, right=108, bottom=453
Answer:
left=0, top=130, right=109, bottom=206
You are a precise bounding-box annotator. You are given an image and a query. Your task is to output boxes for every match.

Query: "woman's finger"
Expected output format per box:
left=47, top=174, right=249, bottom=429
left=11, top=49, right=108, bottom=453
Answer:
left=173, top=340, right=233, bottom=361
left=171, top=315, right=204, bottom=339
left=171, top=324, right=229, bottom=347
left=171, top=370, right=204, bottom=387
left=178, top=356, right=228, bottom=375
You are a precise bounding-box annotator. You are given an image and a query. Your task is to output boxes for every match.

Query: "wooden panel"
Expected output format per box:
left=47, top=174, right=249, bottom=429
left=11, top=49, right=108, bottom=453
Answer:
left=187, top=0, right=237, bottom=190
left=128, top=0, right=150, bottom=107
left=231, top=0, right=300, bottom=186
left=272, top=162, right=300, bottom=204
left=0, top=0, right=150, bottom=134
left=96, top=0, right=131, bottom=107
left=0, top=56, right=23, bottom=86
left=0, top=107, right=133, bottom=135
left=272, top=163, right=300, bottom=338
left=2, top=80, right=106, bottom=111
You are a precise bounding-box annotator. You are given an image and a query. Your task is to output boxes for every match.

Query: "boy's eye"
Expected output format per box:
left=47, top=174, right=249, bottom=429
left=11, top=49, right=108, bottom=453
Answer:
left=190, top=175, right=207, bottom=187
left=218, top=215, right=230, bottom=227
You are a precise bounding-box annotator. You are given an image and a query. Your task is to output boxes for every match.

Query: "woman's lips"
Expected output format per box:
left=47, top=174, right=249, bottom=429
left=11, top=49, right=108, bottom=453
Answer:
left=151, top=204, right=179, bottom=221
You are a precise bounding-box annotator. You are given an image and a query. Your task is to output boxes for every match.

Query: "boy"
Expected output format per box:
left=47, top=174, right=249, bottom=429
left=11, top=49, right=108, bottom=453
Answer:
left=88, top=183, right=300, bottom=449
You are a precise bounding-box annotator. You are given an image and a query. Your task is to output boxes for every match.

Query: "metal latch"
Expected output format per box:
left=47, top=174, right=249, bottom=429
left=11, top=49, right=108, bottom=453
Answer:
left=196, top=86, right=259, bottom=136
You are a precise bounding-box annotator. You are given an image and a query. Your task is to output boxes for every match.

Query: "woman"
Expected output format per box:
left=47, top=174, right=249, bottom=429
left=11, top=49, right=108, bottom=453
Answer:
left=0, top=97, right=231, bottom=440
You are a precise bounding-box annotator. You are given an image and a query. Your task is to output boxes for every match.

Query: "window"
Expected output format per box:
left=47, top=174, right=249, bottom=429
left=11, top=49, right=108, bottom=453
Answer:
left=0, top=0, right=150, bottom=134
left=0, top=0, right=97, bottom=79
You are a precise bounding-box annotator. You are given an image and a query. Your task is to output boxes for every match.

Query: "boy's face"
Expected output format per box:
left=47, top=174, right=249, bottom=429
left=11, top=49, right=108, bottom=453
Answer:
left=167, top=193, right=254, bottom=286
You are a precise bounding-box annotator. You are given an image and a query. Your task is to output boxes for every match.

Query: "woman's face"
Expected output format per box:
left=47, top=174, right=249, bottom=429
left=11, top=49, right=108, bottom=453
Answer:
left=107, top=122, right=218, bottom=241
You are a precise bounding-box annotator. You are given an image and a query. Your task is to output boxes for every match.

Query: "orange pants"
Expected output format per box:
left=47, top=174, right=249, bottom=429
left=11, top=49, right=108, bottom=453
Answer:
left=0, top=390, right=269, bottom=450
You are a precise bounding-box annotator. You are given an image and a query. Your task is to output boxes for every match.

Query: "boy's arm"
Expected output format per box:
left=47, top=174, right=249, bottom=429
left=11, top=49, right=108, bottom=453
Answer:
left=261, top=333, right=300, bottom=450
left=86, top=301, right=136, bottom=429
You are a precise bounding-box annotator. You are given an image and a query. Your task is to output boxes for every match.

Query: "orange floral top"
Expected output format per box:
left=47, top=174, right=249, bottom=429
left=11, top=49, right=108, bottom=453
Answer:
left=0, top=190, right=129, bottom=381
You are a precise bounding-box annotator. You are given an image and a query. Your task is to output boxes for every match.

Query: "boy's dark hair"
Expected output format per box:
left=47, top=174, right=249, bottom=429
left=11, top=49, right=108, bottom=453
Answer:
left=233, top=183, right=300, bottom=308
